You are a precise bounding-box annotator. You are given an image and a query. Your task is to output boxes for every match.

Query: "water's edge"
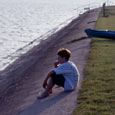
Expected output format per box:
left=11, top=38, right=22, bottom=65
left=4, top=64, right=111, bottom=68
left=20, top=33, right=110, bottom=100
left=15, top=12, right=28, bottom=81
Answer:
left=0, top=9, right=96, bottom=98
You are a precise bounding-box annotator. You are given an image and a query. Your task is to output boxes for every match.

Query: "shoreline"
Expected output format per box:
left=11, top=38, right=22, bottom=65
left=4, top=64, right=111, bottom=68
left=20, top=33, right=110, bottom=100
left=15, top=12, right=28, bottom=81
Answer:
left=0, top=13, right=77, bottom=72
left=0, top=8, right=101, bottom=115
left=0, top=9, right=90, bottom=98
left=0, top=15, right=78, bottom=97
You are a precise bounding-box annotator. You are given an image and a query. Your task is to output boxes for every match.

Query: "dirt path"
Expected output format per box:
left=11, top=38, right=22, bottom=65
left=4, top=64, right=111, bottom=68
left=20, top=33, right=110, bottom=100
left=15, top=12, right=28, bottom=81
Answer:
left=0, top=8, right=100, bottom=115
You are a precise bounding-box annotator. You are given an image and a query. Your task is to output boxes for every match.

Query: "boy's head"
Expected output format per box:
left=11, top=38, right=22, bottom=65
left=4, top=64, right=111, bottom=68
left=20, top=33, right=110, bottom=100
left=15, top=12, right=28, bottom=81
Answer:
left=57, top=48, right=71, bottom=61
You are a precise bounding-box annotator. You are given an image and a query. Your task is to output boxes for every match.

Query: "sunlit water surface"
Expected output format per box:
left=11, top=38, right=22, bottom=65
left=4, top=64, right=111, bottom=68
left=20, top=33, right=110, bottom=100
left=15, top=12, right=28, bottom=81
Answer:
left=0, top=0, right=112, bottom=70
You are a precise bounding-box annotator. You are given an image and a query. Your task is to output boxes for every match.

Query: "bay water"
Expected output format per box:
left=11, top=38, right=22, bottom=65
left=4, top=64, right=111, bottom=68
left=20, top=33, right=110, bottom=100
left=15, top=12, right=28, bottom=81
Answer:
left=0, top=0, right=112, bottom=71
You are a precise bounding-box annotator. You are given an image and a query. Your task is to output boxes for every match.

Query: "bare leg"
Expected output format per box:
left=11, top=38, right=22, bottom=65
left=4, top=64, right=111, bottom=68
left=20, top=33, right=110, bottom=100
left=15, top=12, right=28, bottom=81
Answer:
left=44, top=79, right=54, bottom=95
left=37, top=79, right=54, bottom=99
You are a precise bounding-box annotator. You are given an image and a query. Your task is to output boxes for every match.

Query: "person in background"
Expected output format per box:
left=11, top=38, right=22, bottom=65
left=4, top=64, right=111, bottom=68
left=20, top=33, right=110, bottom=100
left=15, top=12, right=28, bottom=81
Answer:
left=37, top=48, right=80, bottom=99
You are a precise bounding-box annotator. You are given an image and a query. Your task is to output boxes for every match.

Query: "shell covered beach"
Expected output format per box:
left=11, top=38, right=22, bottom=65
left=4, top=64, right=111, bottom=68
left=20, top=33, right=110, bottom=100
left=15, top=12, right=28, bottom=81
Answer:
left=0, top=8, right=101, bottom=115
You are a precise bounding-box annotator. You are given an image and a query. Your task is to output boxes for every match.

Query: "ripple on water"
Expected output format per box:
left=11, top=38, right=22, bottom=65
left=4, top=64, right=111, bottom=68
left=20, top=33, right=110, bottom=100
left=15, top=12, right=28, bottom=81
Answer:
left=0, top=0, right=105, bottom=71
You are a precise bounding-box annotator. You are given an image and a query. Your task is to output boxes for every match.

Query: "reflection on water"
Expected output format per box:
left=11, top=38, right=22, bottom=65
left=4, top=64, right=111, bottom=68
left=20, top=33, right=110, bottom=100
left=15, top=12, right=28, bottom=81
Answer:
left=0, top=0, right=108, bottom=70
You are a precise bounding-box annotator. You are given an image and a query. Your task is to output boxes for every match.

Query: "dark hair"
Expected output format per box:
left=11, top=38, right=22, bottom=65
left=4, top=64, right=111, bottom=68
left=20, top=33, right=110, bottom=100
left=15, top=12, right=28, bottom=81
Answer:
left=57, top=48, right=71, bottom=61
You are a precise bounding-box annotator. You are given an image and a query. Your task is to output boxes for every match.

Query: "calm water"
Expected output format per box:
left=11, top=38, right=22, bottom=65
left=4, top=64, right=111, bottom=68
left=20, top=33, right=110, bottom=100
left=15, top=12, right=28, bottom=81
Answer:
left=0, top=0, right=112, bottom=70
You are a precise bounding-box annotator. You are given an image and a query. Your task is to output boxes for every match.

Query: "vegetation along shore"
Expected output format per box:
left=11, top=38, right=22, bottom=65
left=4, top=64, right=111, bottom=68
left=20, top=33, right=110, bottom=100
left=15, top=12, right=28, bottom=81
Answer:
left=73, top=6, right=115, bottom=115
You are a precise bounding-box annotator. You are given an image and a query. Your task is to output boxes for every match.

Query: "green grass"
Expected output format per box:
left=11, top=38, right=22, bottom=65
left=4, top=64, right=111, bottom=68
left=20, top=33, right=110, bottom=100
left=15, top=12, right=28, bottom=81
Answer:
left=73, top=6, right=115, bottom=115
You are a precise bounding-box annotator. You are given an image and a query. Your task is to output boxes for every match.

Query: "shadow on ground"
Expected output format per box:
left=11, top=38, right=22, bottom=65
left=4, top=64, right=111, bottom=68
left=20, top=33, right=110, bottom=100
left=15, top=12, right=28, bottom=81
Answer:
left=19, top=91, right=71, bottom=115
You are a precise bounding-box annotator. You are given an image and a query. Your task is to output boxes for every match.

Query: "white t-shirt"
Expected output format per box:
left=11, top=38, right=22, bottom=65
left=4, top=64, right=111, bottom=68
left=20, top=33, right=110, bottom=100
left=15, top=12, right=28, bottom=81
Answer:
left=53, top=61, right=80, bottom=91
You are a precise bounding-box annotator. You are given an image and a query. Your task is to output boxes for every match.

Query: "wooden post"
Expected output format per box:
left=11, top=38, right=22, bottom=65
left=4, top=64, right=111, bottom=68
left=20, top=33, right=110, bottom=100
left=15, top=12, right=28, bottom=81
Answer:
left=103, top=3, right=106, bottom=17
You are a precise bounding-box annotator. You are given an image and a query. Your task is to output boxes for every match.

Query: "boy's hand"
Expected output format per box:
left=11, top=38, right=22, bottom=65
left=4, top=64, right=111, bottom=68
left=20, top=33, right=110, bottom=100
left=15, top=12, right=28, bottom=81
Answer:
left=54, top=60, right=59, bottom=68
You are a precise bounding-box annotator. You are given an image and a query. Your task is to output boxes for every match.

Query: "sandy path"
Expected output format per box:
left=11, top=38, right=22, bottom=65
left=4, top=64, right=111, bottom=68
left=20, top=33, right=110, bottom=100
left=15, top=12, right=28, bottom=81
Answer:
left=0, top=8, right=100, bottom=115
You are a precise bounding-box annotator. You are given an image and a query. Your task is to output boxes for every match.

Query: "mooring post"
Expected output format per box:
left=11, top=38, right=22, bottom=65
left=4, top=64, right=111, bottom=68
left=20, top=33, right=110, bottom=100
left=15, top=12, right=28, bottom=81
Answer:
left=103, top=3, right=106, bottom=17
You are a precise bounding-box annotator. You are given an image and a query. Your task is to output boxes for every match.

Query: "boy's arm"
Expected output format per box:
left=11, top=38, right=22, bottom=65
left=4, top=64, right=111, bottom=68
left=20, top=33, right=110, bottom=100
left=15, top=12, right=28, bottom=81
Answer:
left=43, top=70, right=55, bottom=88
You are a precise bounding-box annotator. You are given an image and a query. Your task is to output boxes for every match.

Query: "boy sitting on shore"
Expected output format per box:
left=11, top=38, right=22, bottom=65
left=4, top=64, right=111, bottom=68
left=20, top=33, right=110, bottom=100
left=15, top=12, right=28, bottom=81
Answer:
left=37, top=48, right=80, bottom=99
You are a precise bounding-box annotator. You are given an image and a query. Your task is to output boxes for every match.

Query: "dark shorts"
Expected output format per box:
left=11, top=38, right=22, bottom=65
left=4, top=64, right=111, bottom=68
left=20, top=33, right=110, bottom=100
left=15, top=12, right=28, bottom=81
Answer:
left=51, top=73, right=65, bottom=87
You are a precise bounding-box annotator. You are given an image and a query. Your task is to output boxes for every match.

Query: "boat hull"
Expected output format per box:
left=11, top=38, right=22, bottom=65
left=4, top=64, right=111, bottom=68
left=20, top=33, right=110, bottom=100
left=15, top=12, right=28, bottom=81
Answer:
left=85, top=28, right=115, bottom=39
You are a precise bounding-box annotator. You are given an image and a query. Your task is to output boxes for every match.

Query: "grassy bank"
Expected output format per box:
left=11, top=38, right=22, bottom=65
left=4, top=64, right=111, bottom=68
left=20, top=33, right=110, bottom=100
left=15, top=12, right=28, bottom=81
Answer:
left=73, top=6, right=115, bottom=115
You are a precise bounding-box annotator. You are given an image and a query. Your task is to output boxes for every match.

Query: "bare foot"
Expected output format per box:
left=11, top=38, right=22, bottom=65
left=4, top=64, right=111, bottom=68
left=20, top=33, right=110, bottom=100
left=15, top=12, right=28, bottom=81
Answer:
left=37, top=92, right=49, bottom=99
